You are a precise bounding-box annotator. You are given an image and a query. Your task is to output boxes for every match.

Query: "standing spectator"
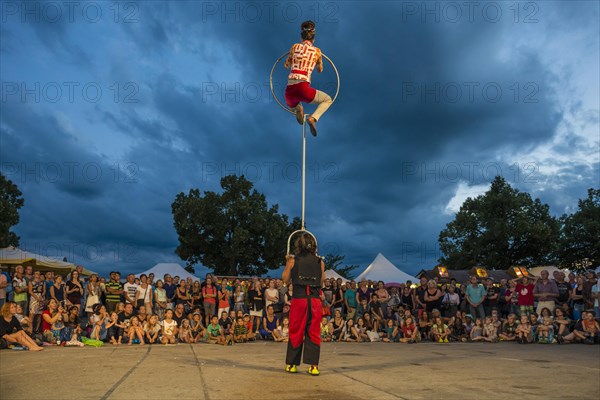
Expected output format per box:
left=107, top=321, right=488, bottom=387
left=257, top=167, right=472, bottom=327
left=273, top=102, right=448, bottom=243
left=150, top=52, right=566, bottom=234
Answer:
left=28, top=271, right=45, bottom=334
left=465, top=276, right=486, bottom=320
left=496, top=279, right=508, bottom=318
left=176, top=280, right=191, bottom=313
left=65, top=270, right=83, bottom=315
left=0, top=268, right=8, bottom=308
left=248, top=281, right=263, bottom=331
left=375, top=281, right=390, bottom=318
left=136, top=274, right=153, bottom=312
left=12, top=265, right=28, bottom=312
left=217, top=284, right=231, bottom=317
left=400, top=285, right=415, bottom=314
left=123, top=274, right=138, bottom=307
left=555, top=272, right=572, bottom=309
left=105, top=272, right=123, bottom=314
left=154, top=280, right=168, bottom=319
left=163, top=274, right=177, bottom=310
left=202, top=276, right=217, bottom=327
left=592, top=276, right=599, bottom=319
left=570, top=275, right=586, bottom=320
left=264, top=280, right=279, bottom=310
left=85, top=274, right=101, bottom=317
left=515, top=276, right=536, bottom=317
left=369, top=294, right=385, bottom=332
left=233, top=285, right=245, bottom=313
left=533, top=270, right=559, bottom=314
left=504, top=280, right=520, bottom=316
left=332, top=280, right=344, bottom=316
left=441, top=285, right=460, bottom=318
left=343, top=281, right=357, bottom=320
left=483, top=278, right=499, bottom=316
left=191, top=281, right=202, bottom=310
left=356, top=280, right=372, bottom=309
left=322, top=280, right=333, bottom=318
left=414, top=276, right=428, bottom=318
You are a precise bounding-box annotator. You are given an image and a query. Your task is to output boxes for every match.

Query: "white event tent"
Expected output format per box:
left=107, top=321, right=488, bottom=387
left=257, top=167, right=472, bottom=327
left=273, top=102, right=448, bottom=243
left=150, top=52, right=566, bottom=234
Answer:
left=356, top=253, right=417, bottom=284
left=135, top=263, right=200, bottom=282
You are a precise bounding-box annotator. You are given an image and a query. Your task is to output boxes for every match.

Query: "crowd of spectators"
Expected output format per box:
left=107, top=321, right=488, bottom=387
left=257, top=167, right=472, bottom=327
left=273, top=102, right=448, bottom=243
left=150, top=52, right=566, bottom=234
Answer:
left=0, top=264, right=598, bottom=350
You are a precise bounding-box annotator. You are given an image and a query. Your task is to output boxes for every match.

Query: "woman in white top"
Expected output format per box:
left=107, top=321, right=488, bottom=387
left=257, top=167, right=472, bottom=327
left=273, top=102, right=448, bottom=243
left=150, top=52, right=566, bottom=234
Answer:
left=265, top=280, right=279, bottom=308
left=154, top=280, right=168, bottom=319
left=136, top=274, right=154, bottom=312
left=233, top=285, right=246, bottom=313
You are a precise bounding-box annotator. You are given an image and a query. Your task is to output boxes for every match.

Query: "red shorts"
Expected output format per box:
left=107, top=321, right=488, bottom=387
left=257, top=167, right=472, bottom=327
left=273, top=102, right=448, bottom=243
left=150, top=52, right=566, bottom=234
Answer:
left=285, top=82, right=316, bottom=108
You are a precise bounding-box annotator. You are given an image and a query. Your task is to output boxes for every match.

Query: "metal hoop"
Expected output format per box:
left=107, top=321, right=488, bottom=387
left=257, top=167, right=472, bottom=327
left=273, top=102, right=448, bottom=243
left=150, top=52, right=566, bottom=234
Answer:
left=270, top=52, right=340, bottom=114
left=286, top=229, right=319, bottom=256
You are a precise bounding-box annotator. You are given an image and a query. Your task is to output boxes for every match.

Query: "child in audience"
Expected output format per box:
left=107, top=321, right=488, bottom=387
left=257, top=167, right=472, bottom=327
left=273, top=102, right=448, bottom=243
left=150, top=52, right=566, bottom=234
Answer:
left=242, top=314, right=256, bottom=341
left=554, top=308, right=571, bottom=342
left=178, top=319, right=193, bottom=344
left=499, top=313, right=518, bottom=342
left=471, top=318, right=485, bottom=342
left=419, top=311, right=432, bottom=341
left=106, top=311, right=122, bottom=345
left=515, top=314, right=532, bottom=344
left=400, top=316, right=419, bottom=343
left=206, top=315, right=232, bottom=345
left=382, top=319, right=399, bottom=343
left=536, top=308, right=554, bottom=343
left=320, top=317, right=331, bottom=342
left=355, top=317, right=369, bottom=342
left=464, top=314, right=474, bottom=336
left=191, top=312, right=206, bottom=342
left=127, top=316, right=145, bottom=345
left=161, top=309, right=178, bottom=344
left=275, top=317, right=290, bottom=343
left=342, top=318, right=360, bottom=342
left=482, top=316, right=498, bottom=342
left=449, top=315, right=467, bottom=342
left=233, top=317, right=250, bottom=343
left=528, top=313, right=539, bottom=343
left=144, top=314, right=161, bottom=344
left=432, top=316, right=450, bottom=343
left=582, top=310, right=600, bottom=344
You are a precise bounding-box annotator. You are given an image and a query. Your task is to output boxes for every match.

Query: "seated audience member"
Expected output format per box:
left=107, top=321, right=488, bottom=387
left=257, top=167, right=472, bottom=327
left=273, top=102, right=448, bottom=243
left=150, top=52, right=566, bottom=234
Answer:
left=432, top=316, right=450, bottom=343
left=144, top=314, right=161, bottom=344
left=464, top=314, right=474, bottom=337
left=64, top=305, right=84, bottom=347
left=0, top=302, right=43, bottom=351
left=562, top=311, right=589, bottom=344
left=329, top=309, right=345, bottom=342
left=449, top=315, right=467, bottom=342
left=206, top=315, right=232, bottom=345
left=419, top=311, right=432, bottom=341
left=342, top=318, right=360, bottom=342
left=355, top=317, right=369, bottom=342
left=356, top=298, right=369, bottom=320
left=369, top=294, right=385, bottom=332
left=482, top=316, right=498, bottom=343
left=14, top=304, right=30, bottom=334
left=554, top=308, right=571, bottom=342
left=161, top=309, right=178, bottom=344
left=106, top=312, right=124, bottom=345
left=90, top=304, right=108, bottom=342
left=515, top=315, right=532, bottom=344
left=400, top=316, right=420, bottom=343
left=178, top=319, right=193, bottom=344
left=191, top=312, right=206, bottom=342
left=233, top=317, right=251, bottom=343
left=41, top=299, right=65, bottom=344
left=528, top=313, right=539, bottom=343
left=260, top=305, right=279, bottom=340
left=490, top=309, right=502, bottom=337
left=471, top=318, right=485, bottom=342
left=320, top=317, right=331, bottom=342
left=127, top=316, right=145, bottom=345
left=274, top=316, right=290, bottom=343
left=499, top=313, right=518, bottom=342
left=382, top=319, right=400, bottom=343
left=537, top=308, right=555, bottom=343
left=173, top=304, right=187, bottom=326
left=242, top=314, right=256, bottom=341
left=218, top=311, right=233, bottom=335
left=582, top=310, right=599, bottom=344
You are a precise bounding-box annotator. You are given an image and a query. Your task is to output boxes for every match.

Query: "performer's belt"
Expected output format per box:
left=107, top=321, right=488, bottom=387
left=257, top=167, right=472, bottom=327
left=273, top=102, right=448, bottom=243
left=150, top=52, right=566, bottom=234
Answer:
left=291, top=69, right=308, bottom=75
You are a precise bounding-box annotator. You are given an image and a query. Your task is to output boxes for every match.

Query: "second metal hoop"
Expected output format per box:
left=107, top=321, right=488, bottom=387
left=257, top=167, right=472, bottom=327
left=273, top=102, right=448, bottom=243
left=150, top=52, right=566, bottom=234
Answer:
left=269, top=51, right=340, bottom=114
left=286, top=229, right=319, bottom=256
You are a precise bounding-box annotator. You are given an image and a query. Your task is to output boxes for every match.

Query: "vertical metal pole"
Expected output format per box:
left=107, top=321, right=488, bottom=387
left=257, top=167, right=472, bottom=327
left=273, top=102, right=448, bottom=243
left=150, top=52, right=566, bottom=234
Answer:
left=301, top=115, right=307, bottom=230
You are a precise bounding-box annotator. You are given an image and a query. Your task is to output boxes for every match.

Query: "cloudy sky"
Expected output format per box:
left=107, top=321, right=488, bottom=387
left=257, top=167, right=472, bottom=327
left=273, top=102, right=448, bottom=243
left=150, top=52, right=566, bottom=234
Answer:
left=1, top=1, right=598, bottom=277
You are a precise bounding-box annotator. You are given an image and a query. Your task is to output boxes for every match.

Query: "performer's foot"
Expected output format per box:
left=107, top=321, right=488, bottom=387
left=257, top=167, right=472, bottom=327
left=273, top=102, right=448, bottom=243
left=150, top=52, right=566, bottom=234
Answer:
left=308, top=365, right=320, bottom=376
left=295, top=104, right=304, bottom=125
left=285, top=364, right=298, bottom=373
left=306, top=116, right=317, bottom=137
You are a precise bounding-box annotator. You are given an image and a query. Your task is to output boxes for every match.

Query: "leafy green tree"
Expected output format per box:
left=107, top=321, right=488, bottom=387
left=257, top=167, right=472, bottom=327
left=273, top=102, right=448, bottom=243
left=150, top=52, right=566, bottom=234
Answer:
left=172, top=175, right=301, bottom=276
left=558, top=188, right=600, bottom=270
left=323, top=253, right=359, bottom=279
left=0, top=173, right=24, bottom=247
left=438, top=176, right=560, bottom=270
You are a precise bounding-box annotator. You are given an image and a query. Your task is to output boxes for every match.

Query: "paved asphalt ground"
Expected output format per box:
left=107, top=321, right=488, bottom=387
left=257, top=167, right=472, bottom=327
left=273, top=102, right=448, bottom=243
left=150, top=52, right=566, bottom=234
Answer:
left=1, top=341, right=599, bottom=400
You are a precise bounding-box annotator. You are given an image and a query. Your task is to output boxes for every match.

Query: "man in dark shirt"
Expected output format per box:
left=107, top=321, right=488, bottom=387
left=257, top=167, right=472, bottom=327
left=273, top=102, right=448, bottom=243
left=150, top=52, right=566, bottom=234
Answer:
left=117, top=303, right=136, bottom=343
left=105, top=272, right=123, bottom=314
left=555, top=272, right=571, bottom=307
left=483, top=278, right=499, bottom=316
left=163, top=274, right=177, bottom=309
left=173, top=303, right=187, bottom=326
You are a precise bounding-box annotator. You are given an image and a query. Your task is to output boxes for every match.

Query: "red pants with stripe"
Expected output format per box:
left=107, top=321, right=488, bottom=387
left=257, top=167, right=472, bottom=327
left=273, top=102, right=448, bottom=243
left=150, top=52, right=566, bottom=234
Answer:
left=285, top=296, right=322, bottom=366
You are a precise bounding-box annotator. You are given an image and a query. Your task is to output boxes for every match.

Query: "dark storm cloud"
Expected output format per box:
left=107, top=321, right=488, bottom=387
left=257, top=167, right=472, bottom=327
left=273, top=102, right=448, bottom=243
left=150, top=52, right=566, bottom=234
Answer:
left=2, top=1, right=597, bottom=275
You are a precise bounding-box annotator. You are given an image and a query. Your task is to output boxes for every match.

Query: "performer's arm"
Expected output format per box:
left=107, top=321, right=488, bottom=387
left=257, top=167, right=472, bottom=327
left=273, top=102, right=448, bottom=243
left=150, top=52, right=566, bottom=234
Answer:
left=283, top=45, right=295, bottom=69
left=320, top=259, right=326, bottom=287
left=316, top=49, right=323, bottom=73
left=282, top=256, right=295, bottom=285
